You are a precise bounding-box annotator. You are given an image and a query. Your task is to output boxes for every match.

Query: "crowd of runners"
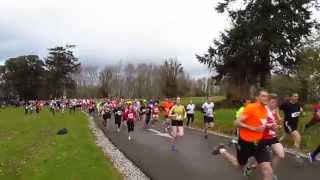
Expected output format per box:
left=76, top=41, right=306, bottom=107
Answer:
left=18, top=90, right=320, bottom=180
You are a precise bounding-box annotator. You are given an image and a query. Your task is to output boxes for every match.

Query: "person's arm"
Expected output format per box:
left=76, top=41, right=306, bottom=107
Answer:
left=183, top=107, right=187, bottom=119
left=275, top=108, right=283, bottom=124
left=168, top=106, right=175, bottom=118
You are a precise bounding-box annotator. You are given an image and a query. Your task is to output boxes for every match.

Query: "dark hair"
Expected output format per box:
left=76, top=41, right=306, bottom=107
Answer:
left=256, top=89, right=268, bottom=96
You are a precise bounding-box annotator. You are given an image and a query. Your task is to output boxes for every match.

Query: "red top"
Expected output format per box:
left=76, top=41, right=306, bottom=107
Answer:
left=124, top=108, right=137, bottom=122
left=313, top=104, right=320, bottom=120
left=152, top=105, right=160, bottom=115
left=262, top=108, right=278, bottom=140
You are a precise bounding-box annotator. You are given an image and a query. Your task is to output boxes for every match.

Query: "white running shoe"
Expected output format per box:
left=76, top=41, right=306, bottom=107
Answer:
left=128, top=136, right=131, bottom=141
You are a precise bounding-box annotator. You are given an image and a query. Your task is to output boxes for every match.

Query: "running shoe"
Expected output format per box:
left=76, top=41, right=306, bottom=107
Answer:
left=128, top=136, right=131, bottom=141
left=171, top=145, right=177, bottom=151
left=295, top=154, right=303, bottom=163
left=204, top=135, right=208, bottom=139
left=212, top=144, right=225, bottom=155
left=228, top=139, right=238, bottom=147
left=308, top=153, right=316, bottom=163
left=243, top=166, right=253, bottom=178
left=117, top=128, right=120, bottom=132
left=273, top=174, right=279, bottom=180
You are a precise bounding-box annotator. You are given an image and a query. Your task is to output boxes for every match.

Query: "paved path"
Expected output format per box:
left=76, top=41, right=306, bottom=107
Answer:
left=92, top=114, right=320, bottom=180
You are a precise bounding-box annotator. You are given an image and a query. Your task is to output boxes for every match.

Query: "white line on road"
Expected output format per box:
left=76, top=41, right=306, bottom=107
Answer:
left=148, top=129, right=173, bottom=139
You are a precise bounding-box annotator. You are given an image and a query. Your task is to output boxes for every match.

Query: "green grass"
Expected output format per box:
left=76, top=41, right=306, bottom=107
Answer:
left=178, top=97, right=320, bottom=152
left=0, top=108, right=122, bottom=180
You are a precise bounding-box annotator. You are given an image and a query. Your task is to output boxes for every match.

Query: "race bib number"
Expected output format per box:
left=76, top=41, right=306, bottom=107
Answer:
left=117, top=111, right=122, bottom=115
left=128, top=113, right=134, bottom=119
left=291, top=112, right=300, bottom=118
left=154, top=108, right=159, bottom=113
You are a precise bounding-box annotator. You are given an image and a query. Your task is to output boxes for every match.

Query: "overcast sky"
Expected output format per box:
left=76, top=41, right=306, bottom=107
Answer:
left=0, top=0, right=319, bottom=77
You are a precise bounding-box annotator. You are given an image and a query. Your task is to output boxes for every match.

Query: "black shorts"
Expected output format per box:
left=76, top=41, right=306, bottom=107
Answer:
left=236, top=138, right=271, bottom=166
left=204, top=116, right=214, bottom=123
left=171, top=120, right=183, bottom=127
left=114, top=117, right=121, bottom=124
left=103, top=112, right=111, bottom=120
left=260, top=137, right=279, bottom=148
left=284, top=120, right=298, bottom=133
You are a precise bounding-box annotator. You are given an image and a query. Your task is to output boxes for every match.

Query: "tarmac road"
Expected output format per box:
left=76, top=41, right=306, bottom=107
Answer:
left=92, top=113, right=320, bottom=180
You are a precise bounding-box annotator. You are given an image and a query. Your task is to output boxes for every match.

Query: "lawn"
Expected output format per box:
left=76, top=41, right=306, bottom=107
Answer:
left=0, top=108, right=122, bottom=180
left=178, top=97, right=320, bottom=153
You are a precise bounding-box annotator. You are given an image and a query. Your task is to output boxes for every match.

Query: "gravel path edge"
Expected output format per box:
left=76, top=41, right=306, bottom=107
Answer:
left=86, top=114, right=150, bottom=180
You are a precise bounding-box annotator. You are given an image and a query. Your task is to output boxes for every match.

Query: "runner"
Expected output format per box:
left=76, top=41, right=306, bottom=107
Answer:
left=145, top=101, right=153, bottom=128
left=212, top=90, right=273, bottom=180
left=279, top=93, right=303, bottom=159
left=236, top=98, right=251, bottom=119
left=49, top=100, right=56, bottom=115
left=254, top=94, right=284, bottom=180
left=202, top=97, right=215, bottom=139
left=151, top=101, right=160, bottom=127
left=25, top=101, right=29, bottom=115
left=101, top=101, right=112, bottom=131
left=139, top=100, right=147, bottom=128
left=114, top=102, right=124, bottom=132
left=162, top=98, right=174, bottom=132
left=133, top=99, right=141, bottom=121
left=35, top=101, right=41, bottom=114
left=124, top=102, right=137, bottom=141
left=29, top=101, right=34, bottom=114
left=186, top=100, right=195, bottom=127
left=69, top=99, right=76, bottom=114
left=169, top=97, right=186, bottom=151
left=304, top=97, right=320, bottom=131
left=308, top=145, right=320, bottom=163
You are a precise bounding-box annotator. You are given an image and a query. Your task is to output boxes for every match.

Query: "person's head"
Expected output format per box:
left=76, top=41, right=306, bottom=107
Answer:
left=290, top=93, right=299, bottom=103
left=268, top=93, right=278, bottom=110
left=176, top=97, right=181, bottom=105
left=189, top=99, right=193, bottom=104
left=208, top=97, right=213, bottom=103
left=257, top=90, right=269, bottom=105
left=241, top=98, right=251, bottom=106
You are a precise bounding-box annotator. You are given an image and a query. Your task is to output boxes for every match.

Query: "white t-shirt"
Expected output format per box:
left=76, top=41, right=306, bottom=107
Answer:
left=202, top=102, right=214, bottom=117
left=186, top=104, right=195, bottom=114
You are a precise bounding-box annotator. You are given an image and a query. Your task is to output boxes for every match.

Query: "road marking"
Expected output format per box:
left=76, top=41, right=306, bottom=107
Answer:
left=148, top=129, right=173, bottom=139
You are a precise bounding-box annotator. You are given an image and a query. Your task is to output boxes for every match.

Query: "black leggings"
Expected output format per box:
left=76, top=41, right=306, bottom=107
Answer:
left=312, top=145, right=320, bottom=157
left=127, top=121, right=134, bottom=132
left=115, top=117, right=121, bottom=128
left=187, top=114, right=194, bottom=126
left=146, top=116, right=151, bottom=125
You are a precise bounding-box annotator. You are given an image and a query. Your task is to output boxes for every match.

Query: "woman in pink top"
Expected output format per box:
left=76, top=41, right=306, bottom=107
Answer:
left=124, top=103, right=137, bottom=141
left=260, top=94, right=284, bottom=178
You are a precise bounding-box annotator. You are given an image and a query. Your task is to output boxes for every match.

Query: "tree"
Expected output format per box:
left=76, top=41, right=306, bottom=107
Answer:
left=99, top=65, right=115, bottom=97
left=295, top=46, right=320, bottom=101
left=159, top=58, right=184, bottom=97
left=197, top=0, right=319, bottom=99
left=2, top=55, right=46, bottom=100
left=45, top=45, right=80, bottom=98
